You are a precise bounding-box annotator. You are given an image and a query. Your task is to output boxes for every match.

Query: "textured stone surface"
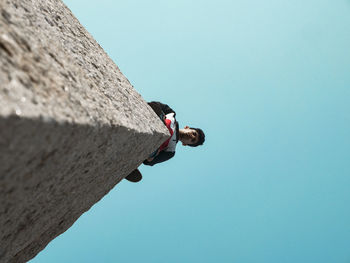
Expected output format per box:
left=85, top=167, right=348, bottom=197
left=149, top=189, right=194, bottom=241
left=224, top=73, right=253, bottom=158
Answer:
left=0, top=0, right=170, bottom=262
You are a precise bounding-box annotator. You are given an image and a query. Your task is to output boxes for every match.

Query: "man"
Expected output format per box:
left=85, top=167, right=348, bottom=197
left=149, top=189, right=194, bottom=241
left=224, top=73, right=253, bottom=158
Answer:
left=125, top=101, right=205, bottom=182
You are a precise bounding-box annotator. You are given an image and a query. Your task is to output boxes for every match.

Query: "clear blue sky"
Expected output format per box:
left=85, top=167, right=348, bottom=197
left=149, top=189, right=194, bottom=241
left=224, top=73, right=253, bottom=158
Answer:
left=31, top=0, right=350, bottom=262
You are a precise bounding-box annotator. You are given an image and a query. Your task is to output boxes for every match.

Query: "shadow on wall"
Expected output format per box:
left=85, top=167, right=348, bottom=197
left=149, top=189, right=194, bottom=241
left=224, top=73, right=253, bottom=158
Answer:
left=0, top=115, right=144, bottom=263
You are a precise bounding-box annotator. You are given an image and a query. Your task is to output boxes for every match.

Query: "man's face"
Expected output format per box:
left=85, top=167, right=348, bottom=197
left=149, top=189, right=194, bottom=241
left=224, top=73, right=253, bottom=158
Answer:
left=181, top=126, right=199, bottom=146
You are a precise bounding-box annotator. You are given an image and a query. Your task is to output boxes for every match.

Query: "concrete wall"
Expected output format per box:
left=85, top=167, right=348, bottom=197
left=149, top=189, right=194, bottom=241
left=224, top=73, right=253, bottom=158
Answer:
left=0, top=0, right=169, bottom=262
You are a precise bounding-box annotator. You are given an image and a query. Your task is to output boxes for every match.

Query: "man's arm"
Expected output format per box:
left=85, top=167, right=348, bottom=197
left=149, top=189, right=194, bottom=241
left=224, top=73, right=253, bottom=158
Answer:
left=143, top=151, right=175, bottom=166
left=149, top=101, right=176, bottom=116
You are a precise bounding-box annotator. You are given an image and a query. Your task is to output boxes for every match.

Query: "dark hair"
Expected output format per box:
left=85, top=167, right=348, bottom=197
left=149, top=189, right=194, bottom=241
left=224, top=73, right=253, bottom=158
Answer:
left=188, top=127, right=205, bottom=147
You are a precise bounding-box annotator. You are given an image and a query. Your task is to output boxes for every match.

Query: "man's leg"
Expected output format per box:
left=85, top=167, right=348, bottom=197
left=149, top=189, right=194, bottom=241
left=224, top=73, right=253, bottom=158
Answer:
left=125, top=169, right=142, bottom=182
left=125, top=103, right=163, bottom=183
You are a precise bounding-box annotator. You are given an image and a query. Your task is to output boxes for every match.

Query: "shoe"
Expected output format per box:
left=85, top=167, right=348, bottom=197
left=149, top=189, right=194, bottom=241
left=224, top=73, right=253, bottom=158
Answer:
left=125, top=169, right=142, bottom=182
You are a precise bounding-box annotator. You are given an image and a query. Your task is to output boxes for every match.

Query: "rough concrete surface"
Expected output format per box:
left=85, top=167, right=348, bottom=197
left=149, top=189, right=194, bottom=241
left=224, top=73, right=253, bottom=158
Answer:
left=0, top=0, right=170, bottom=262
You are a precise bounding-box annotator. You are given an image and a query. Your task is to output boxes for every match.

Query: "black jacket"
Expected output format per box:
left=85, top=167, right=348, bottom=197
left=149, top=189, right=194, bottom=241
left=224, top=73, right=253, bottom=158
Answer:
left=143, top=101, right=179, bottom=166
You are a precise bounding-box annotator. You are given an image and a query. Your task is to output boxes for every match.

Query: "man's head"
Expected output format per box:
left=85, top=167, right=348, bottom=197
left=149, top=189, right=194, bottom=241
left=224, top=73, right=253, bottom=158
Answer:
left=179, top=126, right=205, bottom=147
